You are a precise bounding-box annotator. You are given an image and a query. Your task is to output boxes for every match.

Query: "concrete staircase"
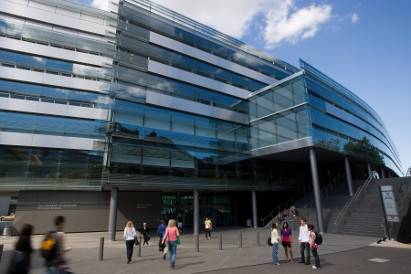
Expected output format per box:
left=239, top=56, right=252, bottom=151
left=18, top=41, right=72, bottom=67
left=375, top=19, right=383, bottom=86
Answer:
left=290, top=177, right=411, bottom=239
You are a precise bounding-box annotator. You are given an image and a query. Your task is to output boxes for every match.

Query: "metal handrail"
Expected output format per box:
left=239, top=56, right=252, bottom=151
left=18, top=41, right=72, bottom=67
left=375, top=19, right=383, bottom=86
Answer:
left=261, top=188, right=308, bottom=227
left=334, top=173, right=374, bottom=230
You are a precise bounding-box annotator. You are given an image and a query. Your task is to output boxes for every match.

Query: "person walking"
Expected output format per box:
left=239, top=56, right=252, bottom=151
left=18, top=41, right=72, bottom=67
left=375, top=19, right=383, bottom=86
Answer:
left=271, top=222, right=281, bottom=266
left=308, top=224, right=320, bottom=269
left=157, top=220, right=167, bottom=252
left=161, top=219, right=179, bottom=269
left=204, top=217, right=212, bottom=239
left=141, top=222, right=150, bottom=247
left=44, top=216, right=70, bottom=274
left=123, top=221, right=137, bottom=264
left=298, top=218, right=310, bottom=265
left=177, top=215, right=183, bottom=233
left=281, top=222, right=293, bottom=263
left=8, top=224, right=34, bottom=274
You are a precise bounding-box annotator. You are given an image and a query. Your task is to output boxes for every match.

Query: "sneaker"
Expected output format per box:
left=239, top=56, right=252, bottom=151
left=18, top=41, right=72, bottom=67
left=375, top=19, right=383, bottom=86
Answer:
left=304, top=262, right=310, bottom=265
left=312, top=266, right=317, bottom=269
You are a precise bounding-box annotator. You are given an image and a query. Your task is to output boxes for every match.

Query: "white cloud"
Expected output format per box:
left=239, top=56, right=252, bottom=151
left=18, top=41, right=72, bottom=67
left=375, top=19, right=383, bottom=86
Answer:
left=91, top=0, right=110, bottom=10
left=153, top=0, right=332, bottom=48
left=263, top=1, right=332, bottom=48
left=89, top=0, right=333, bottom=48
left=351, top=13, right=359, bottom=23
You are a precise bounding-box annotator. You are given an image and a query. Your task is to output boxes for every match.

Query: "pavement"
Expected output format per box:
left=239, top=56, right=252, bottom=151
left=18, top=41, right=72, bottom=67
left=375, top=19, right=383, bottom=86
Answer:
left=0, top=225, right=410, bottom=273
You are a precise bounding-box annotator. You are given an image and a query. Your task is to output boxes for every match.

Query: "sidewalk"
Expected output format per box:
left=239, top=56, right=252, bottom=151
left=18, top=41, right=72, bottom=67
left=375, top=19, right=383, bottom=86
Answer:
left=0, top=227, right=402, bottom=274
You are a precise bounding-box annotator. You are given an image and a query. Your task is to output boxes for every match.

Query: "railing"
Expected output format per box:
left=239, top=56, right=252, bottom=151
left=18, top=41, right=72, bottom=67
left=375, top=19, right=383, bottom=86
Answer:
left=261, top=187, right=309, bottom=227
left=333, top=173, right=374, bottom=232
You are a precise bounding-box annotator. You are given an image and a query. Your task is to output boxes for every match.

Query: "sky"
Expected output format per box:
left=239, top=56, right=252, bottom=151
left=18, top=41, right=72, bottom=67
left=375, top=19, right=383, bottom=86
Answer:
left=79, top=0, right=411, bottom=175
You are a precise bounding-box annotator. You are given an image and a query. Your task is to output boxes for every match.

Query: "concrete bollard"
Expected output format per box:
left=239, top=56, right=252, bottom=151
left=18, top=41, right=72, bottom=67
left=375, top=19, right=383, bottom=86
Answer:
left=219, top=233, right=222, bottom=250
left=257, top=231, right=260, bottom=246
left=99, top=237, right=104, bottom=261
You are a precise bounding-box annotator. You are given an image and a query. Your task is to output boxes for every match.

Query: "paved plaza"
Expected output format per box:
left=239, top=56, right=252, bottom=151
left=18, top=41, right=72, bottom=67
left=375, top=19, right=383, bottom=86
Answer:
left=1, top=226, right=410, bottom=273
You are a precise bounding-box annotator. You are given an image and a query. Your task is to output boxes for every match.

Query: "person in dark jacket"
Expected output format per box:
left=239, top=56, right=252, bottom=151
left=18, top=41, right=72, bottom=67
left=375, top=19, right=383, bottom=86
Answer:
left=8, top=224, right=34, bottom=274
left=141, top=222, right=150, bottom=247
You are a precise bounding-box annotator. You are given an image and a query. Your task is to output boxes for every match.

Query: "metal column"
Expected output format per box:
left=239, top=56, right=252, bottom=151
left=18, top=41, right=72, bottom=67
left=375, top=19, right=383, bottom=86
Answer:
left=380, top=166, right=386, bottom=179
left=193, top=189, right=199, bottom=252
left=367, top=162, right=372, bottom=177
left=108, top=188, right=118, bottom=241
left=344, top=156, right=354, bottom=196
left=251, top=190, right=258, bottom=228
left=309, top=149, right=324, bottom=233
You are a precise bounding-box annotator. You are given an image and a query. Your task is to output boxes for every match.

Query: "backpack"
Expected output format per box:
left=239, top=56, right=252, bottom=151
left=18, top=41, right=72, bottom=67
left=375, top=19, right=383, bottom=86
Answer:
left=41, top=231, right=57, bottom=259
left=314, top=232, right=323, bottom=245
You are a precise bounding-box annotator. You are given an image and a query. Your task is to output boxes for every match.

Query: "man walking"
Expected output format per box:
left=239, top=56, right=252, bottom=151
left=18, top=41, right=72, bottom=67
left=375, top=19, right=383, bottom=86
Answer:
left=204, top=217, right=212, bottom=239
left=298, top=218, right=310, bottom=265
left=157, top=220, right=167, bottom=252
left=45, top=216, right=70, bottom=274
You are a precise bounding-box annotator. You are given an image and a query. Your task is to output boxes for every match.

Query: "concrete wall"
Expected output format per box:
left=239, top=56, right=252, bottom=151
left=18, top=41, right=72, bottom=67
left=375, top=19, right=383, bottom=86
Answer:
left=13, top=191, right=162, bottom=234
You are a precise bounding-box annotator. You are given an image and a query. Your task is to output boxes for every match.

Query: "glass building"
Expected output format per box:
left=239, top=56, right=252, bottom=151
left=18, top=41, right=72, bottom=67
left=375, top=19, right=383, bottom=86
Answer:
left=0, top=0, right=402, bottom=234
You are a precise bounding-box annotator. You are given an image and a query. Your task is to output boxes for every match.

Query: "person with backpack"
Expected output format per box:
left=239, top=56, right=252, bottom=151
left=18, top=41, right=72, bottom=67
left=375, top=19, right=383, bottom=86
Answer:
left=308, top=224, right=320, bottom=270
left=44, top=216, right=70, bottom=274
left=7, top=224, right=33, bottom=274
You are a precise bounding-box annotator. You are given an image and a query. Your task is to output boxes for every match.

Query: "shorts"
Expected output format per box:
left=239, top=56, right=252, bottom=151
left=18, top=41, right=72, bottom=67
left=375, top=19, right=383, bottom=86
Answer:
left=282, top=241, right=291, bottom=248
left=178, top=222, right=182, bottom=228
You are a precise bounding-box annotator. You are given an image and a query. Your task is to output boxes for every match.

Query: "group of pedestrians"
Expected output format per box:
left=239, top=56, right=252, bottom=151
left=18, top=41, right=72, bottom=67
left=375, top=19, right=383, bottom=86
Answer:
left=270, top=217, right=320, bottom=270
left=123, top=219, right=179, bottom=269
left=7, top=215, right=70, bottom=274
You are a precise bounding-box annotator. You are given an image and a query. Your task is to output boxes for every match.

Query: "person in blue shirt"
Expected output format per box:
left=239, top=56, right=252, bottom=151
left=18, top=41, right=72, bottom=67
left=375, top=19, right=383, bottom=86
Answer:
left=157, top=220, right=167, bottom=252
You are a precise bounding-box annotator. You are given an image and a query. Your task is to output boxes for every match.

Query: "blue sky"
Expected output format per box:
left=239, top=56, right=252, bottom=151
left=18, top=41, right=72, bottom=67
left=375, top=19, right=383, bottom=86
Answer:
left=80, top=0, right=411, bottom=174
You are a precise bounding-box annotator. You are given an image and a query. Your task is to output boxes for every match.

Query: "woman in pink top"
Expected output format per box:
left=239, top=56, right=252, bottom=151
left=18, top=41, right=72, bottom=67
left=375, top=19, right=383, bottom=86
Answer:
left=162, top=219, right=180, bottom=269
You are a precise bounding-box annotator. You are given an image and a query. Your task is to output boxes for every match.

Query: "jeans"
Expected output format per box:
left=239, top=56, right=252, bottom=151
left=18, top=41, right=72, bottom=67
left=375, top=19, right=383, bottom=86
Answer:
left=205, top=228, right=211, bottom=238
left=167, top=240, right=177, bottom=267
left=272, top=242, right=279, bottom=265
left=44, top=266, right=69, bottom=274
left=312, top=247, right=320, bottom=268
left=300, top=242, right=310, bottom=263
left=126, top=240, right=134, bottom=261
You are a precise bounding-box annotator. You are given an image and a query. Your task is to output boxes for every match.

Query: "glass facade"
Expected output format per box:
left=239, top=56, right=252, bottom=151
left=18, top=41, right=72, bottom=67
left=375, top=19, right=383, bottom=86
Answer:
left=0, top=0, right=402, bottom=199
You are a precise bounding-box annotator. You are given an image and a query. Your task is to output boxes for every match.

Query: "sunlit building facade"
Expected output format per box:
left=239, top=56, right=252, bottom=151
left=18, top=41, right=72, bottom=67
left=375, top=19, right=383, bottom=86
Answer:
left=0, top=0, right=401, bottom=233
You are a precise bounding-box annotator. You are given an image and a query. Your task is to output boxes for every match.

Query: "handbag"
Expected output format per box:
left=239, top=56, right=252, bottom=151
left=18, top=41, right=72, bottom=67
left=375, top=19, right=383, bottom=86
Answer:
left=267, top=237, right=273, bottom=246
left=134, top=236, right=139, bottom=246
left=177, top=236, right=181, bottom=245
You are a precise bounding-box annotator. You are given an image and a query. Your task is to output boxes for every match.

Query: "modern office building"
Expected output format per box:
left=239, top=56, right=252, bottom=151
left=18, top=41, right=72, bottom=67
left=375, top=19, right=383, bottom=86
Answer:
left=0, top=0, right=402, bottom=234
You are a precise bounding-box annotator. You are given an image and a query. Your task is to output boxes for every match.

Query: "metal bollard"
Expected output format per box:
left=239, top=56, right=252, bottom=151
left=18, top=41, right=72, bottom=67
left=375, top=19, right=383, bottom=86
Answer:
left=219, top=233, right=222, bottom=250
left=239, top=233, right=242, bottom=248
left=99, top=237, right=104, bottom=261
left=257, top=231, right=260, bottom=246
left=196, top=234, right=199, bottom=252
left=138, top=235, right=142, bottom=257
left=0, top=244, right=3, bottom=262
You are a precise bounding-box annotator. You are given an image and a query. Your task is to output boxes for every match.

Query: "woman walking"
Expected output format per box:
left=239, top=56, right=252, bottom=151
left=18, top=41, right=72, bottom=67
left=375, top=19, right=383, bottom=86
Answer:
left=281, top=222, right=293, bottom=262
left=141, top=222, right=150, bottom=247
left=7, top=224, right=33, bottom=274
left=123, top=221, right=137, bottom=264
left=308, top=224, right=320, bottom=269
left=271, top=222, right=281, bottom=266
left=162, top=219, right=179, bottom=269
